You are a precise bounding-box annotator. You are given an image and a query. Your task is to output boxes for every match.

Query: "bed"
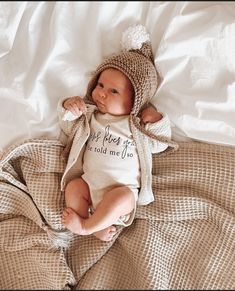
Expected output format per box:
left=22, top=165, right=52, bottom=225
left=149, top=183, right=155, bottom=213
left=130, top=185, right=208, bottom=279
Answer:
left=0, top=2, right=235, bottom=289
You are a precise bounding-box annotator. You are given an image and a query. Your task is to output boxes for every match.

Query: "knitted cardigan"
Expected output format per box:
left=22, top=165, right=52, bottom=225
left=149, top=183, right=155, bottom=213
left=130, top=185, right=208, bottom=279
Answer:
left=57, top=98, right=176, bottom=205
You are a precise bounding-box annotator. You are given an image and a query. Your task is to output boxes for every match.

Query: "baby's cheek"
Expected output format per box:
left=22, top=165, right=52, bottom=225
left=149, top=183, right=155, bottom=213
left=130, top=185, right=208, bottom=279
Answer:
left=91, top=90, right=97, bottom=101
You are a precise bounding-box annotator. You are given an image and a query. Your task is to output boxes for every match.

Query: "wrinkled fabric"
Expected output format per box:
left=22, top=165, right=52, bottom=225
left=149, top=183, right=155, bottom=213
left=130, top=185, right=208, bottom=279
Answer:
left=0, top=2, right=235, bottom=150
left=0, top=138, right=234, bottom=289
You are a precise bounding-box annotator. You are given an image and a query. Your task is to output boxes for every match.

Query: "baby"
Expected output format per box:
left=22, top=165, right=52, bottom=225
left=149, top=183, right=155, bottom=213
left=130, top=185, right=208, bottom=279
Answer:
left=58, top=25, right=176, bottom=241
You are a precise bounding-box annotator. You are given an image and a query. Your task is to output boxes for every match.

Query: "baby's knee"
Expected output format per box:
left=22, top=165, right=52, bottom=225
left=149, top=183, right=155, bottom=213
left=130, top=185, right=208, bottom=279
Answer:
left=113, top=186, right=136, bottom=209
left=123, top=187, right=136, bottom=204
left=65, top=178, right=81, bottom=192
left=65, top=178, right=90, bottom=200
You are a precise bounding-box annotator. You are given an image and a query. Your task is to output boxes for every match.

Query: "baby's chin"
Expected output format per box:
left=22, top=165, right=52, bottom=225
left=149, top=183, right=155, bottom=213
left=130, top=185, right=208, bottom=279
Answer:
left=97, top=106, right=107, bottom=114
left=95, top=102, right=106, bottom=113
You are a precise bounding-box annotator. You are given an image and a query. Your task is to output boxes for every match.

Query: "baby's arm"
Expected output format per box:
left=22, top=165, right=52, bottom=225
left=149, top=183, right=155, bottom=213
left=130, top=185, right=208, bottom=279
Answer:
left=57, top=96, right=86, bottom=139
left=140, top=104, right=162, bottom=125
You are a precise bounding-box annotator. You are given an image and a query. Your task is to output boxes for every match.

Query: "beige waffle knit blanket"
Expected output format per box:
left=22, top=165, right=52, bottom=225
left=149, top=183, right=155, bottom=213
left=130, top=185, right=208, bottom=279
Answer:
left=0, top=138, right=234, bottom=289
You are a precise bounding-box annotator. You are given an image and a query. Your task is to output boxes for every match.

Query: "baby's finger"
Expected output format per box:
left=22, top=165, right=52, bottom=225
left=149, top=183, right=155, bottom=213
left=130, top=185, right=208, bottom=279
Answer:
left=73, top=106, right=83, bottom=116
left=76, top=99, right=86, bottom=113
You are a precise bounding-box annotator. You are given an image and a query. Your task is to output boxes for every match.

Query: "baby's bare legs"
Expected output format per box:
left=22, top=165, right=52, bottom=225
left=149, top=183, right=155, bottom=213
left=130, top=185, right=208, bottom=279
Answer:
left=62, top=178, right=117, bottom=241
left=62, top=182, right=135, bottom=241
left=63, top=178, right=91, bottom=219
left=87, top=186, right=135, bottom=240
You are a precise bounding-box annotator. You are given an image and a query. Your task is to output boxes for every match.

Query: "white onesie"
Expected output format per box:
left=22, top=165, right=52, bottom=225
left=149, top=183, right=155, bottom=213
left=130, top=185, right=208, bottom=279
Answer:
left=82, top=112, right=140, bottom=225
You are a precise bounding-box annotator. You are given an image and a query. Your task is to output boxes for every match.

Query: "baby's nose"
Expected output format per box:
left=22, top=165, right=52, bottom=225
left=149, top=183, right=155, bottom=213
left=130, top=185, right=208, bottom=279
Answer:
left=99, top=90, right=107, bottom=99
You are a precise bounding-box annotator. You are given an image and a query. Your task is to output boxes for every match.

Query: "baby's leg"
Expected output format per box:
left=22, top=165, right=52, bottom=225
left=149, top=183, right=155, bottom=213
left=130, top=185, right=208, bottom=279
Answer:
left=64, top=178, right=91, bottom=218
left=68, top=186, right=135, bottom=236
left=62, top=185, right=135, bottom=240
left=62, top=178, right=91, bottom=232
left=93, top=226, right=117, bottom=241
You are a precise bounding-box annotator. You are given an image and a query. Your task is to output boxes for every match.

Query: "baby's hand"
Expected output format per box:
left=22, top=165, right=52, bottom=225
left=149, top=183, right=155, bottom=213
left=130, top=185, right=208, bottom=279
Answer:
left=140, top=105, right=163, bottom=125
left=63, top=96, right=87, bottom=117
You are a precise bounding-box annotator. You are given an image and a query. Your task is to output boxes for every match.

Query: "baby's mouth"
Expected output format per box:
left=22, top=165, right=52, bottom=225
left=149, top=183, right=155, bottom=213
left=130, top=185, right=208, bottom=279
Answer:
left=96, top=101, right=105, bottom=109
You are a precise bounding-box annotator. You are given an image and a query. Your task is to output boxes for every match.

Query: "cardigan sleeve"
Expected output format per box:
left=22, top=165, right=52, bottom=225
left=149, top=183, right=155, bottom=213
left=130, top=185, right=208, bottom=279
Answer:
left=57, top=97, right=78, bottom=137
left=57, top=97, right=96, bottom=138
left=144, top=112, right=172, bottom=153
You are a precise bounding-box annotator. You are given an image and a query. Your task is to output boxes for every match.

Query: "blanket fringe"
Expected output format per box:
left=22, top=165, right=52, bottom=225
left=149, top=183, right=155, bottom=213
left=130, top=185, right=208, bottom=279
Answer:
left=42, top=224, right=73, bottom=249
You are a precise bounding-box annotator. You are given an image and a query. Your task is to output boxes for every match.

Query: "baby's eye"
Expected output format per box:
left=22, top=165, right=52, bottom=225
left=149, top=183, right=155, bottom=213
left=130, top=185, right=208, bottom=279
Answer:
left=97, top=82, right=103, bottom=88
left=111, top=88, right=119, bottom=94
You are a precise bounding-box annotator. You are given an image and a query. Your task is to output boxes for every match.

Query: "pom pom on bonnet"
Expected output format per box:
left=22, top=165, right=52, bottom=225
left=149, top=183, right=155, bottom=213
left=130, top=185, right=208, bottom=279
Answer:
left=85, top=24, right=158, bottom=116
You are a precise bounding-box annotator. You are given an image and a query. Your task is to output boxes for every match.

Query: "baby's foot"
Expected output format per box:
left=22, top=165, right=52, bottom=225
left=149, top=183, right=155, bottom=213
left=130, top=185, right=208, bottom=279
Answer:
left=94, top=225, right=117, bottom=242
left=62, top=207, right=87, bottom=235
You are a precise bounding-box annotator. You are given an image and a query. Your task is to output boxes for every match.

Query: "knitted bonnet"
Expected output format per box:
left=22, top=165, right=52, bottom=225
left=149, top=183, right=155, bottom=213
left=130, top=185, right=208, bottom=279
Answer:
left=85, top=25, right=158, bottom=116
left=62, top=25, right=178, bottom=159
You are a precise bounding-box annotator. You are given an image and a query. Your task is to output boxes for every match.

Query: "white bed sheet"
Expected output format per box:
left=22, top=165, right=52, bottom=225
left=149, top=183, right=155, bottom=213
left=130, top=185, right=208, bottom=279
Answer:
left=0, top=1, right=235, bottom=151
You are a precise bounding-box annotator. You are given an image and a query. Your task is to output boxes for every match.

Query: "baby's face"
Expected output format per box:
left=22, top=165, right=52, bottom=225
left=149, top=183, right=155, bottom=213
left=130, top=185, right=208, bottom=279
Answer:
left=91, top=68, right=134, bottom=115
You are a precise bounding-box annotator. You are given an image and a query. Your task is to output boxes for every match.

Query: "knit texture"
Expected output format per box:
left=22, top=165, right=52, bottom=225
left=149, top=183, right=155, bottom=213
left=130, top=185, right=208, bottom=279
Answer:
left=83, top=25, right=177, bottom=151
left=85, top=25, right=158, bottom=116
left=0, top=138, right=235, bottom=289
left=58, top=102, right=174, bottom=205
